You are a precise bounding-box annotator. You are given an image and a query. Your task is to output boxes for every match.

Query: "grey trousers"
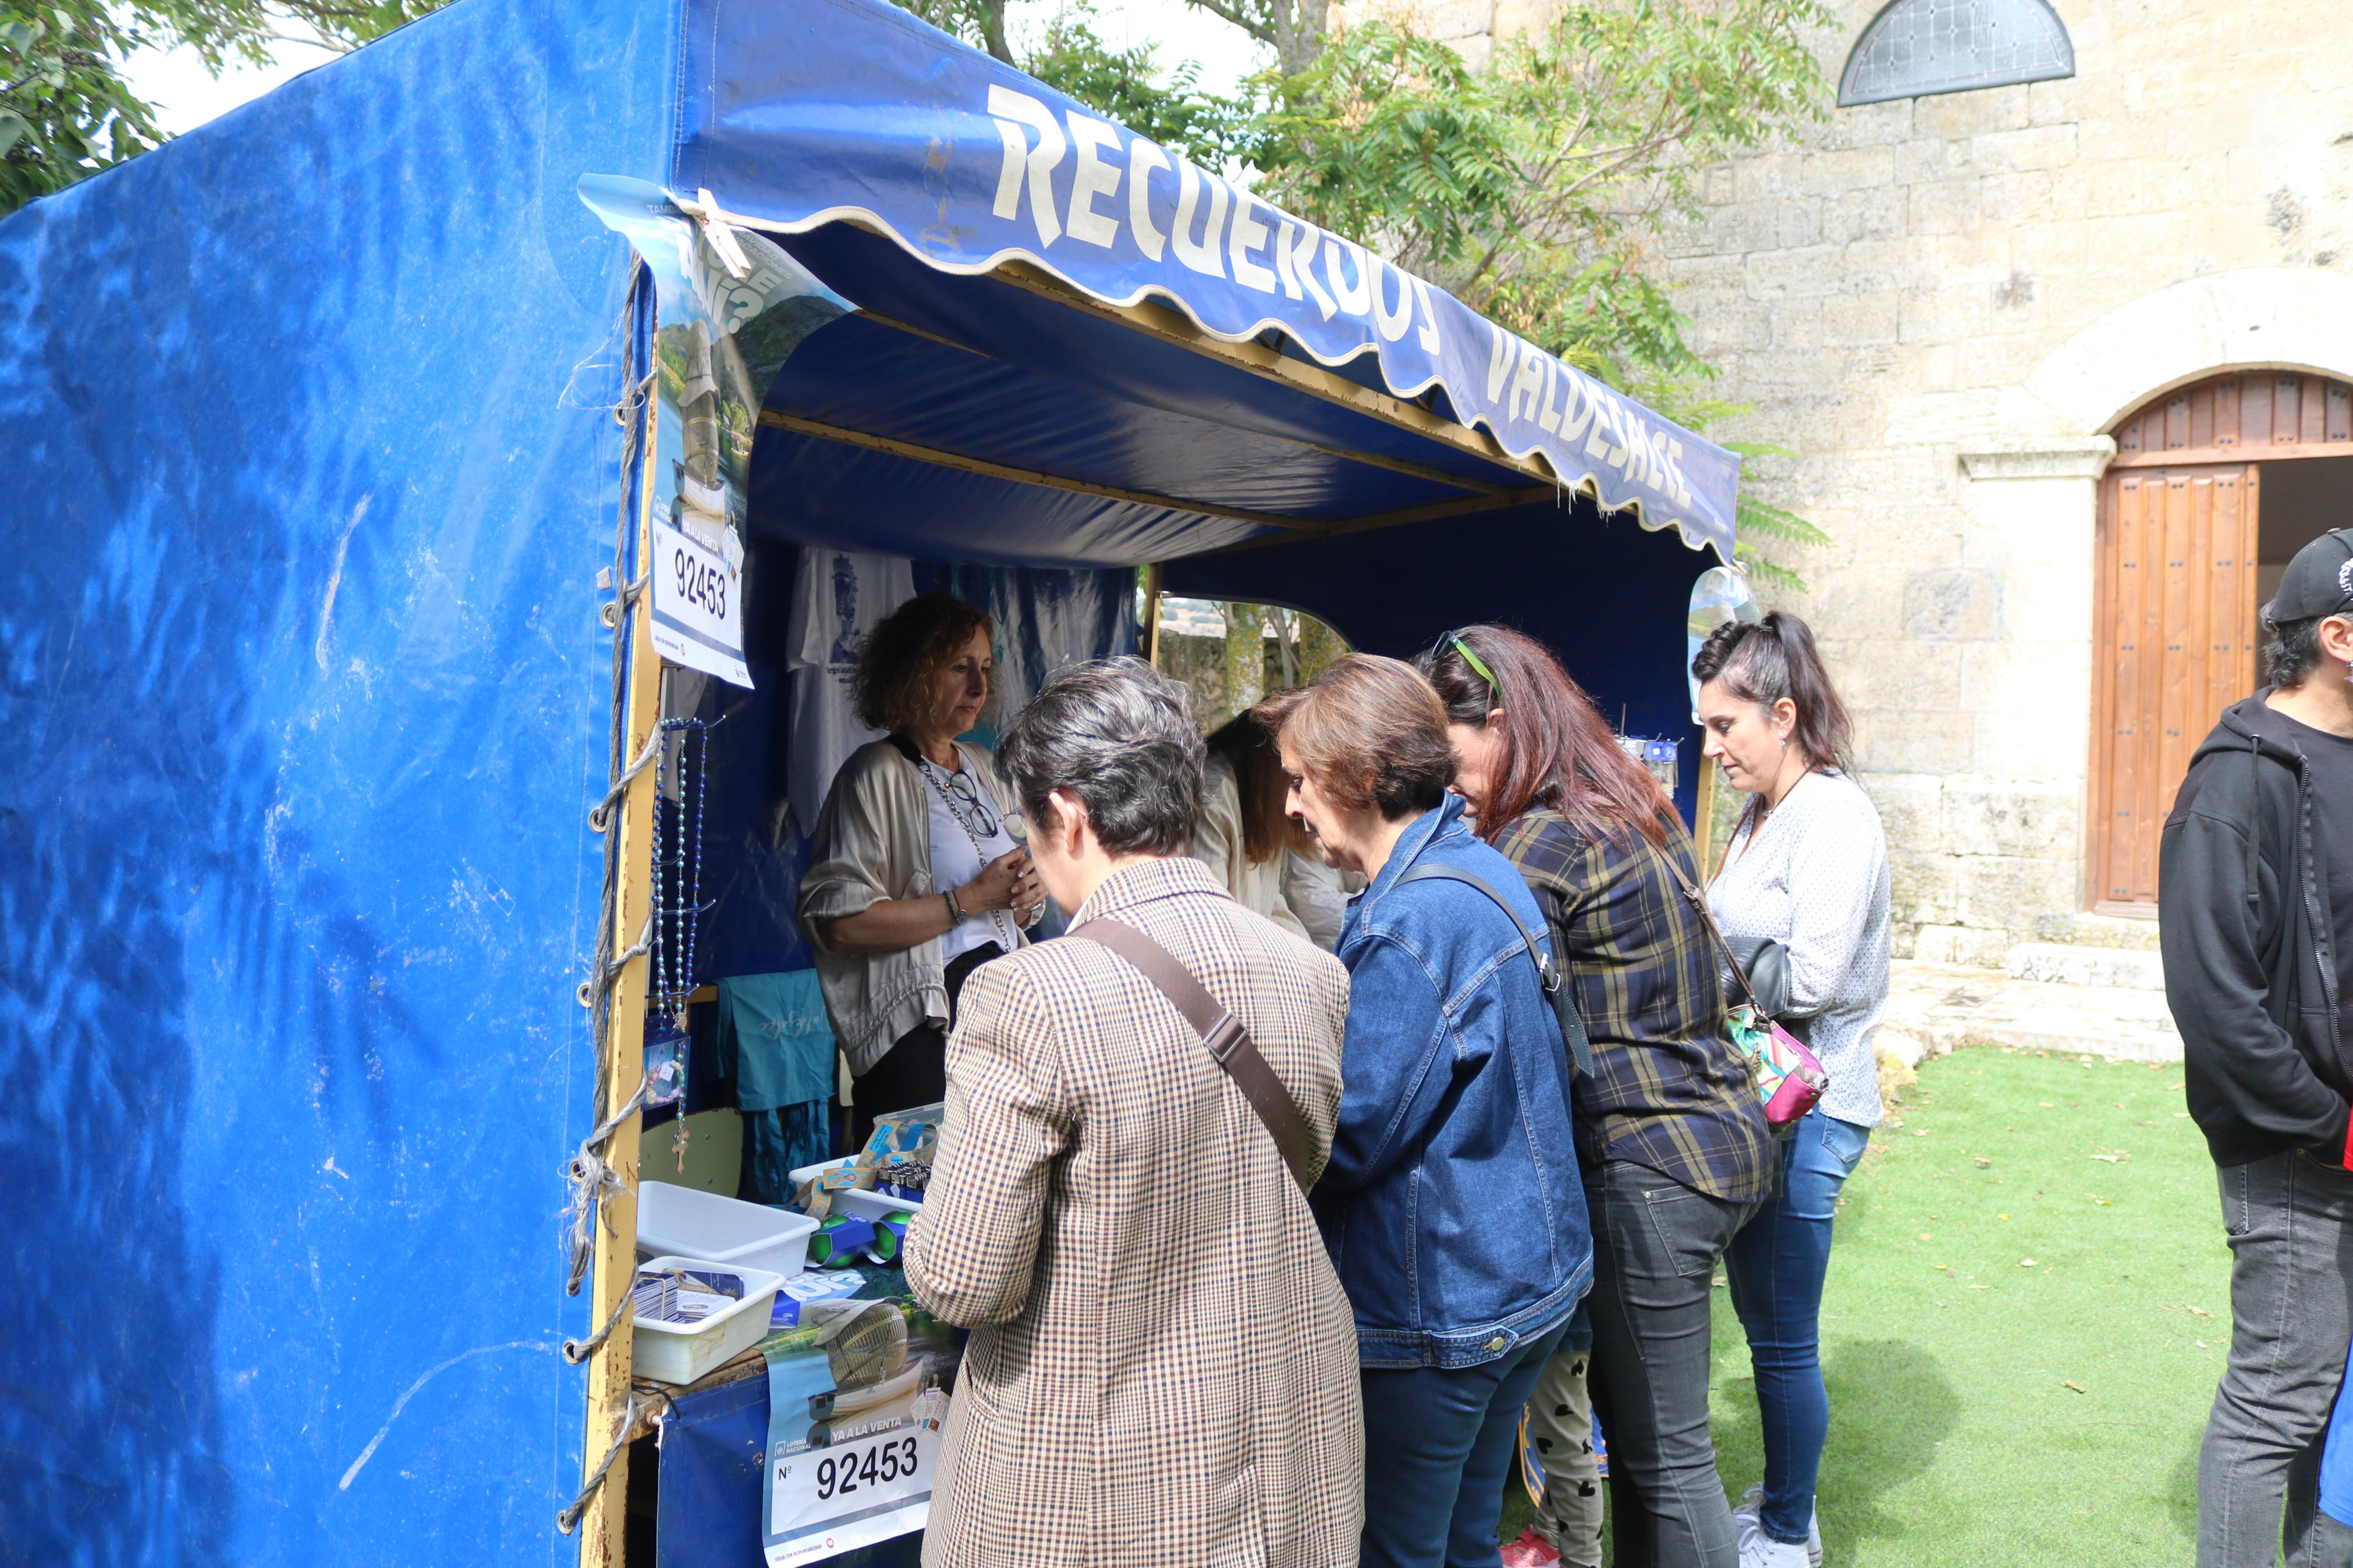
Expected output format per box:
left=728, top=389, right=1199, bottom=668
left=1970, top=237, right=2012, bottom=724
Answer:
left=1583, top=1159, right=1755, bottom=1568
left=2199, top=1151, right=2353, bottom=1568
left=1527, top=1348, right=1604, bottom=1567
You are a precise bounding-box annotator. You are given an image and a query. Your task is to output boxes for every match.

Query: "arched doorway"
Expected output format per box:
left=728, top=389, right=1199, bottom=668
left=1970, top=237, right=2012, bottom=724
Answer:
left=2089, top=371, right=2353, bottom=911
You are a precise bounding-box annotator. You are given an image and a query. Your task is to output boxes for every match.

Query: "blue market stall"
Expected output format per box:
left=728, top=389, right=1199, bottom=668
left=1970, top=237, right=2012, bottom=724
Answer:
left=0, top=0, right=1737, bottom=1562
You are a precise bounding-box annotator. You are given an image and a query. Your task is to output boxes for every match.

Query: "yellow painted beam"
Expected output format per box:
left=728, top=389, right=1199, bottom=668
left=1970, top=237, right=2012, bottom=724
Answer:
left=579, top=391, right=663, bottom=1568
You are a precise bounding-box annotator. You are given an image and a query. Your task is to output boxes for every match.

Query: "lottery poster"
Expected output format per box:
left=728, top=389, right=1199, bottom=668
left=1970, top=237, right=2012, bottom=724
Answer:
left=758, top=1293, right=963, bottom=1565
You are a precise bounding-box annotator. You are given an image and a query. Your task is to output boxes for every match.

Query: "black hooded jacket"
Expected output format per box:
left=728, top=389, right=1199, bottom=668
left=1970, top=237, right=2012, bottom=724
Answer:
left=2160, top=693, right=2350, bottom=1168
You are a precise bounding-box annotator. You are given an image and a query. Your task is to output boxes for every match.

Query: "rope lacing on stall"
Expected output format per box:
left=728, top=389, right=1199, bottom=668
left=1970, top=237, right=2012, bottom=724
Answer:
left=556, top=1384, right=675, bottom=1535
left=585, top=726, right=661, bottom=838
left=561, top=1270, right=637, bottom=1367
left=597, top=570, right=651, bottom=631
left=565, top=298, right=658, bottom=1309
left=556, top=271, right=666, bottom=1538
left=565, top=908, right=651, bottom=1297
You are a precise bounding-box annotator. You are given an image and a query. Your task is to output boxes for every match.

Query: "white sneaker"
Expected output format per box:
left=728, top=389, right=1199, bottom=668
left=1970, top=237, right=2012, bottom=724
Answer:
left=1738, top=1538, right=1809, bottom=1568
left=1732, top=1482, right=1822, bottom=1567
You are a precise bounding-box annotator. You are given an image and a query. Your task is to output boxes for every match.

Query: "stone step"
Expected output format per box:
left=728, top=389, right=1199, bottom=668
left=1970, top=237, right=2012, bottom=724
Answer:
left=1878, top=959, right=2183, bottom=1065
left=1947, top=977, right=2182, bottom=1061
left=2056, top=911, right=2164, bottom=952
left=2003, top=941, right=2166, bottom=991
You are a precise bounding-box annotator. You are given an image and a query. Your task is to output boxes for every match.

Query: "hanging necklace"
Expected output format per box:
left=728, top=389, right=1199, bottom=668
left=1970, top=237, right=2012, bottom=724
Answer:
left=917, top=752, right=1016, bottom=949
left=648, top=717, right=707, bottom=1175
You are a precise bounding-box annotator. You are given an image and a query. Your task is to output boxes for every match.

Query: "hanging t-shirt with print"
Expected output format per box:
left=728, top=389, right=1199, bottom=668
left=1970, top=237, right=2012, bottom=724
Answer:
left=783, top=546, right=915, bottom=838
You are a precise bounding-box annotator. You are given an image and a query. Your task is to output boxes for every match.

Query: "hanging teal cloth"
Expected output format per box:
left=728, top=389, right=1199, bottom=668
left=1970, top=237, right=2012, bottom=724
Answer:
left=719, top=971, right=837, bottom=1204
left=718, top=970, right=836, bottom=1114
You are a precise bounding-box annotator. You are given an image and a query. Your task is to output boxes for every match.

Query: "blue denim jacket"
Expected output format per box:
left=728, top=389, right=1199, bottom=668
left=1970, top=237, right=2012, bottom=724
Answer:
left=1313, top=794, right=1593, bottom=1369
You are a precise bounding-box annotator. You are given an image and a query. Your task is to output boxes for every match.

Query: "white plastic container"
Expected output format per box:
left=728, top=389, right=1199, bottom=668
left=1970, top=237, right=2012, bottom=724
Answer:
left=632, top=1256, right=785, bottom=1386
left=785, top=1156, right=926, bottom=1224
left=637, top=1180, right=821, bottom=1277
left=833, top=1185, right=925, bottom=1225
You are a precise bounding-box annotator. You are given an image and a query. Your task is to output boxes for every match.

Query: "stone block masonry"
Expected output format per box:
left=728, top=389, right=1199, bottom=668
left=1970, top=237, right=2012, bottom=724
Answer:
left=1328, top=0, right=2353, bottom=954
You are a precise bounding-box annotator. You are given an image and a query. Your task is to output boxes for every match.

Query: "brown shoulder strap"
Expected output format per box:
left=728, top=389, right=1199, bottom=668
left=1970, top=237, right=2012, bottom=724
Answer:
left=1650, top=837, right=1770, bottom=1018
left=1065, top=918, right=1319, bottom=1192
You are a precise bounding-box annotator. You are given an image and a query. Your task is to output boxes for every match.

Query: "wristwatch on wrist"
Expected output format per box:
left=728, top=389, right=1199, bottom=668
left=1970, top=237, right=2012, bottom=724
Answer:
left=944, top=888, right=968, bottom=926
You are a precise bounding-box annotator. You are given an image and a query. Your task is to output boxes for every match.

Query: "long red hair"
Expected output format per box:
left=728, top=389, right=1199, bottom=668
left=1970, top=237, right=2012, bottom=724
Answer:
left=1417, top=625, right=1674, bottom=847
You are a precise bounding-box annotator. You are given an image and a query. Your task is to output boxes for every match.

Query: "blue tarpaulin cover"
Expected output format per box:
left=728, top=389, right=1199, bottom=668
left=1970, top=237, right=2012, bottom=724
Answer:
left=0, top=0, right=1724, bottom=1562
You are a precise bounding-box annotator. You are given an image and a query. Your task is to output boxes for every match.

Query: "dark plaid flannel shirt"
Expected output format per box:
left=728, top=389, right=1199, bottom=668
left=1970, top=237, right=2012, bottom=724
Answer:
left=1492, top=808, right=1773, bottom=1204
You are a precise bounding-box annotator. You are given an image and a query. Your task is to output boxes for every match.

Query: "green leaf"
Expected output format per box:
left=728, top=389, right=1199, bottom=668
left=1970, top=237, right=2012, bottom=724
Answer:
left=2, top=0, right=438, bottom=215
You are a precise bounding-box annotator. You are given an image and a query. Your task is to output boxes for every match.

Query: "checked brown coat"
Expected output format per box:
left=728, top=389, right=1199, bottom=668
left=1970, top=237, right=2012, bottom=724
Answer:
left=904, top=854, right=1363, bottom=1568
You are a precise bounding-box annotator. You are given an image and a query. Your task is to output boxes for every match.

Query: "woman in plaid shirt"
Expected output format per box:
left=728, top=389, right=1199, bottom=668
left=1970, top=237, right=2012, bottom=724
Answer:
left=1421, top=626, right=1772, bottom=1568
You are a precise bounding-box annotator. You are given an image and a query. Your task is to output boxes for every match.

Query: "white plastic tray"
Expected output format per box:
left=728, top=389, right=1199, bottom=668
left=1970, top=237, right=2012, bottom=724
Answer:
left=638, top=1180, right=820, bottom=1277
left=632, top=1256, right=784, bottom=1386
left=786, top=1156, right=927, bottom=1224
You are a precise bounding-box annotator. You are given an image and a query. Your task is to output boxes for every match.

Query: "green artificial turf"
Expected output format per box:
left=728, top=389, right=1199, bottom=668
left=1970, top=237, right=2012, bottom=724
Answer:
left=1500, top=1047, right=2231, bottom=1566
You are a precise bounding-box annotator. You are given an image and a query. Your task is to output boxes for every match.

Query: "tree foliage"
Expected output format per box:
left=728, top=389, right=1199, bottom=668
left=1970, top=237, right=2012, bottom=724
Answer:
left=2, top=0, right=433, bottom=215
left=1022, top=3, right=1258, bottom=165
left=1719, top=442, right=1833, bottom=592
left=1239, top=1, right=1834, bottom=585
left=901, top=0, right=1257, bottom=164
left=1247, top=1, right=1828, bottom=387
left=1169, top=0, right=1330, bottom=76
left=2, top=2, right=162, bottom=212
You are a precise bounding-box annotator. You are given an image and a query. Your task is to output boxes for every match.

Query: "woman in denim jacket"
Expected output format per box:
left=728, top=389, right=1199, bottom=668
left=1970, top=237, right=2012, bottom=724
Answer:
left=1262, top=655, right=1592, bottom=1568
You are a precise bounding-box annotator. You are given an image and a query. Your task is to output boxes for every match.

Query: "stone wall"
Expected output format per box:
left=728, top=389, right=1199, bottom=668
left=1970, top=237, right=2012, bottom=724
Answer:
left=1661, top=0, right=2353, bottom=962
left=1344, top=0, right=2353, bottom=962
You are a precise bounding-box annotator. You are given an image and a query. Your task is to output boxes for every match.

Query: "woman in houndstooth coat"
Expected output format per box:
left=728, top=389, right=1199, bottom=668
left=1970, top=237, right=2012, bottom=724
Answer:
left=905, top=659, right=1362, bottom=1568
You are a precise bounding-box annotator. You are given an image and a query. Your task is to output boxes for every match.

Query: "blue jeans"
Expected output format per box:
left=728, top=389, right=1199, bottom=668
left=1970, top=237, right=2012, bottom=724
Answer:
left=1723, top=1110, right=1872, bottom=1546
left=1360, top=1322, right=1572, bottom=1568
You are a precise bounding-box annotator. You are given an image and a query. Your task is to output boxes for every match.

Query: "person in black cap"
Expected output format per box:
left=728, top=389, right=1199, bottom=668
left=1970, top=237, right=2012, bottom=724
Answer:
left=2162, top=525, right=2353, bottom=1566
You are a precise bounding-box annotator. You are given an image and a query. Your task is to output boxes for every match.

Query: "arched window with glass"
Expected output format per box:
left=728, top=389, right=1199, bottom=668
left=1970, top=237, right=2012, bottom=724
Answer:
left=1838, top=0, right=2075, bottom=107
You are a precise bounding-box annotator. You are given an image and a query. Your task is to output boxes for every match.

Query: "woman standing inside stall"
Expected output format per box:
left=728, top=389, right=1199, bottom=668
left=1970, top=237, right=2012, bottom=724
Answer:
left=797, top=592, right=1045, bottom=1149
left=1263, top=656, right=1589, bottom=1568
left=1193, top=708, right=1354, bottom=949
left=1420, top=625, right=1771, bottom=1568
left=1694, top=613, right=1890, bottom=1568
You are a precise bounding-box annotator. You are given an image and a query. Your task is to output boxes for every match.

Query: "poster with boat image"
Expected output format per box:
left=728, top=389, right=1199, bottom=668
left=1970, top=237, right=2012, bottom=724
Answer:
left=759, top=1293, right=962, bottom=1565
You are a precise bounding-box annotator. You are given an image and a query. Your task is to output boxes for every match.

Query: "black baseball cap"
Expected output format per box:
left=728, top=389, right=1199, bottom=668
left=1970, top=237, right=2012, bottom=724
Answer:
left=2269, top=528, right=2353, bottom=623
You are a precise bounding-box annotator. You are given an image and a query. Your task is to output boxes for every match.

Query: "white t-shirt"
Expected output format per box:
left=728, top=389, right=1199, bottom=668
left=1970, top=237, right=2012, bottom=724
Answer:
left=785, top=546, right=916, bottom=838
left=914, top=752, right=1020, bottom=961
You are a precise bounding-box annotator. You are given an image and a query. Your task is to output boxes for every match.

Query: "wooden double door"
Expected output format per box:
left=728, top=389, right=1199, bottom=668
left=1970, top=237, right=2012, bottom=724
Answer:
left=2089, top=463, right=2257, bottom=909
left=2091, top=371, right=2353, bottom=909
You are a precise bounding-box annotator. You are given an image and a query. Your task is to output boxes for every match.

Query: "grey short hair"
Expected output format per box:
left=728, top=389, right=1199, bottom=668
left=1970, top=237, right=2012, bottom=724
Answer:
left=996, top=657, right=1204, bottom=856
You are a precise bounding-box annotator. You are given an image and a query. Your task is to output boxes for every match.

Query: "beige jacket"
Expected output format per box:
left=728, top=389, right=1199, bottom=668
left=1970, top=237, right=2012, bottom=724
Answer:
left=906, top=856, right=1362, bottom=1568
left=795, top=738, right=1023, bottom=1075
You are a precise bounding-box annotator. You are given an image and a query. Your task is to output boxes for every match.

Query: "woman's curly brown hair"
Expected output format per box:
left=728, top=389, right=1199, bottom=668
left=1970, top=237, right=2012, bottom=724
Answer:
left=851, top=592, right=998, bottom=735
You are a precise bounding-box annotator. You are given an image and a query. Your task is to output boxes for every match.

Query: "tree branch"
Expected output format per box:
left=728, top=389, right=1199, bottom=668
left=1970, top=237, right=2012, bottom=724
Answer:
left=1180, top=0, right=1276, bottom=49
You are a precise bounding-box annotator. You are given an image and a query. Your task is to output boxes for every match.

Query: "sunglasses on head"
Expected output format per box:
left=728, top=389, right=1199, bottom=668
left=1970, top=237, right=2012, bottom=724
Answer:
left=1431, top=629, right=1500, bottom=694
